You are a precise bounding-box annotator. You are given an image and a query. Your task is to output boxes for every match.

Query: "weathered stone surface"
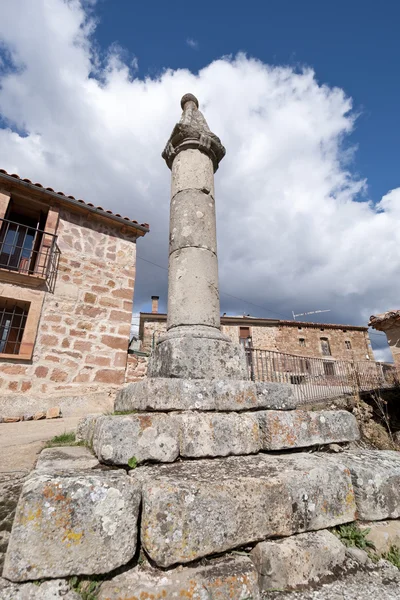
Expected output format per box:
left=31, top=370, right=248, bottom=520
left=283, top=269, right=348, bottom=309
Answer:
left=321, top=450, right=400, bottom=520
left=170, top=189, right=216, bottom=254
left=261, top=453, right=356, bottom=533
left=132, top=453, right=355, bottom=567
left=257, top=409, right=360, bottom=450
left=3, top=471, right=141, bottom=581
left=98, top=555, right=260, bottom=600
left=148, top=334, right=249, bottom=379
left=0, top=471, right=27, bottom=573
left=359, top=520, right=400, bottom=554
left=33, top=412, right=46, bottom=421
left=250, top=530, right=346, bottom=591
left=35, top=446, right=99, bottom=473
left=0, top=577, right=81, bottom=599
left=92, top=413, right=180, bottom=465
left=75, top=413, right=98, bottom=444
left=179, top=411, right=260, bottom=457
left=116, top=377, right=296, bottom=412
left=45, top=407, right=61, bottom=419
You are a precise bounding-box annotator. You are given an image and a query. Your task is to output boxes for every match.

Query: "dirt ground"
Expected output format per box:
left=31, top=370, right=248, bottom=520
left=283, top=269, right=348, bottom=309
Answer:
left=0, top=416, right=81, bottom=473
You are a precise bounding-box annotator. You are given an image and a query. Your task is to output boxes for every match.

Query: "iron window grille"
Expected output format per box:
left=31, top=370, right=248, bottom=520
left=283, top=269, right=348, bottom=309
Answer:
left=0, top=298, right=30, bottom=355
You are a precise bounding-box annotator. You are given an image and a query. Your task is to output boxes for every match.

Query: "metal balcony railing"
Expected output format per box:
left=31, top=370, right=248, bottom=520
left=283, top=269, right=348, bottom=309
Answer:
left=0, top=217, right=60, bottom=289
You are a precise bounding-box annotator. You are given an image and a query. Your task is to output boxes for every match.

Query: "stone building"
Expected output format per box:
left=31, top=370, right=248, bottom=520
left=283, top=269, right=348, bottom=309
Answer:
left=369, top=310, right=400, bottom=369
left=0, top=169, right=149, bottom=417
left=139, top=300, right=374, bottom=362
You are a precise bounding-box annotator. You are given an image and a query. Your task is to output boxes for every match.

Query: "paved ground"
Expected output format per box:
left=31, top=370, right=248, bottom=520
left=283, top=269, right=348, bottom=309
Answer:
left=0, top=416, right=80, bottom=473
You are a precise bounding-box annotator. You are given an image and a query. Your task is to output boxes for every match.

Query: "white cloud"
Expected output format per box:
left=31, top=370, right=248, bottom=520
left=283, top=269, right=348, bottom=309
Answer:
left=186, top=38, right=199, bottom=50
left=0, top=0, right=399, bottom=351
left=373, top=346, right=393, bottom=363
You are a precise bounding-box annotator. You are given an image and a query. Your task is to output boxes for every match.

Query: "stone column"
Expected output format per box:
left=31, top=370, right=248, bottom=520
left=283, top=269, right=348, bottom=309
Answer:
left=148, top=94, right=247, bottom=380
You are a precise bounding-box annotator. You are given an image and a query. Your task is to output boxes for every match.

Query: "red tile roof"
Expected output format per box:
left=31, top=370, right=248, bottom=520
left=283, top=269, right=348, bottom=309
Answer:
left=0, top=169, right=149, bottom=233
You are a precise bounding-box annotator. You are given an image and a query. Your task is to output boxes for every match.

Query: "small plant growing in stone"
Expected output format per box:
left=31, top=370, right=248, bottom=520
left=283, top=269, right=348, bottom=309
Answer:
left=382, top=545, right=400, bottom=569
left=45, top=431, right=84, bottom=448
left=128, top=456, right=138, bottom=469
left=333, top=523, right=375, bottom=550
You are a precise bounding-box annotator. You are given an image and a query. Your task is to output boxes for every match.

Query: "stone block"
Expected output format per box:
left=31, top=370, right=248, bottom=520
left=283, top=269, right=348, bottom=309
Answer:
left=3, top=471, right=141, bottom=581
left=33, top=412, right=46, bottom=421
left=35, top=446, right=99, bottom=473
left=98, top=555, right=260, bottom=600
left=132, top=453, right=355, bottom=567
left=257, top=409, right=360, bottom=450
left=0, top=578, right=81, bottom=599
left=148, top=333, right=248, bottom=379
left=250, top=530, right=346, bottom=591
left=179, top=411, right=260, bottom=457
left=75, top=413, right=99, bottom=444
left=45, top=406, right=61, bottom=419
left=322, top=450, right=400, bottom=520
left=359, top=520, right=400, bottom=554
left=92, top=413, right=180, bottom=465
left=115, top=377, right=296, bottom=412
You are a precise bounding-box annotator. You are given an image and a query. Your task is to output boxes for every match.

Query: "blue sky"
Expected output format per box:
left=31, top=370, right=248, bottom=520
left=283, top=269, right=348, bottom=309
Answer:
left=0, top=0, right=398, bottom=359
left=95, top=0, right=400, bottom=205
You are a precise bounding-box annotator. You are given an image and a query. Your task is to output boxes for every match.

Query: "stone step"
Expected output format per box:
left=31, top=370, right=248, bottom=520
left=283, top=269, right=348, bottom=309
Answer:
left=320, top=450, right=400, bottom=521
left=251, top=530, right=346, bottom=591
left=131, top=453, right=357, bottom=567
left=115, top=377, right=297, bottom=412
left=98, top=555, right=260, bottom=600
left=79, top=409, right=360, bottom=466
left=3, top=471, right=141, bottom=582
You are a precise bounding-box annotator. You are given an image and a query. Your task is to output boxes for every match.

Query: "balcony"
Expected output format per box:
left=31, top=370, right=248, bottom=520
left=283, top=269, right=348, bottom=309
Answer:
left=0, top=217, right=60, bottom=290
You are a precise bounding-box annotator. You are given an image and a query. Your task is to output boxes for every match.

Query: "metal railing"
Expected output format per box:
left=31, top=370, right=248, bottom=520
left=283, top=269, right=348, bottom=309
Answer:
left=246, top=348, right=399, bottom=404
left=0, top=217, right=60, bottom=289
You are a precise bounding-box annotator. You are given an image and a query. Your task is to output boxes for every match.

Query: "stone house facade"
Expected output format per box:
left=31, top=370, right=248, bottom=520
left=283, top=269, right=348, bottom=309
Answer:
left=139, top=305, right=374, bottom=362
left=0, top=169, right=149, bottom=417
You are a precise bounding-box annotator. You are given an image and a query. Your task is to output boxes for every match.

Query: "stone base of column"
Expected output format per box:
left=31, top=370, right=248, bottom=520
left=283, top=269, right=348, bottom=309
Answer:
left=115, top=377, right=297, bottom=412
left=148, top=334, right=248, bottom=380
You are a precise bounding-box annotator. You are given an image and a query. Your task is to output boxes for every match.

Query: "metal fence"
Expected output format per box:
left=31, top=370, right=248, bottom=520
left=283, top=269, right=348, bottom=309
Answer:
left=246, top=348, right=399, bottom=404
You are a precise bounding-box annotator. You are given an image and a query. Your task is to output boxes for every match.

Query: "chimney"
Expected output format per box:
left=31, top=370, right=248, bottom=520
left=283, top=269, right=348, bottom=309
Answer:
left=151, top=296, right=159, bottom=314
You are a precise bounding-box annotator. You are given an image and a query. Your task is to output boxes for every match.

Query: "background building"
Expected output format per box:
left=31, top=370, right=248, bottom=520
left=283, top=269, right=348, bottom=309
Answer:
left=139, top=298, right=374, bottom=361
left=0, top=169, right=149, bottom=417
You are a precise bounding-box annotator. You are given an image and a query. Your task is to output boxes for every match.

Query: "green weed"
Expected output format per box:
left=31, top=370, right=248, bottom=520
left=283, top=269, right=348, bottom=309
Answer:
left=332, top=523, right=375, bottom=551
left=44, top=431, right=84, bottom=448
left=382, top=545, right=400, bottom=569
left=128, top=456, right=138, bottom=469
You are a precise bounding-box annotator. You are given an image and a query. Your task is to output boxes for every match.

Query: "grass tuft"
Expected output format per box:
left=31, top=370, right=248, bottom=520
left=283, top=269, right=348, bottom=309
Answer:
left=44, top=431, right=84, bottom=448
left=332, top=523, right=375, bottom=551
left=382, top=545, right=400, bottom=569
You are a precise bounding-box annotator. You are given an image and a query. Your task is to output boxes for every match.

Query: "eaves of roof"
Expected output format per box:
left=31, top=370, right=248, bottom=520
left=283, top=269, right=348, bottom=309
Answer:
left=0, top=169, right=150, bottom=235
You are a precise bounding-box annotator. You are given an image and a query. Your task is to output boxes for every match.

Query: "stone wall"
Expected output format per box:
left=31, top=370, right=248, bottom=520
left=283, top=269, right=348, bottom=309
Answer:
left=142, top=320, right=167, bottom=353
left=0, top=209, right=137, bottom=417
left=142, top=317, right=373, bottom=362
left=275, top=324, right=374, bottom=361
left=125, top=354, right=148, bottom=383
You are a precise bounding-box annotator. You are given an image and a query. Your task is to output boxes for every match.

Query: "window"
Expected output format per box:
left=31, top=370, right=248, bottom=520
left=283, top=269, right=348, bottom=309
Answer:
left=0, top=198, right=48, bottom=274
left=320, top=328, right=325, bottom=331
left=345, top=340, right=352, bottom=350
left=299, top=338, right=306, bottom=347
left=0, top=298, right=29, bottom=355
left=297, top=326, right=302, bottom=330
left=239, top=327, right=252, bottom=348
left=323, top=361, right=335, bottom=376
left=320, top=337, right=331, bottom=356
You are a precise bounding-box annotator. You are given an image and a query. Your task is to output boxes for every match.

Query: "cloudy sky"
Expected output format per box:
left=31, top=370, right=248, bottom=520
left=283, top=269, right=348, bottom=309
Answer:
left=0, top=0, right=399, bottom=361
